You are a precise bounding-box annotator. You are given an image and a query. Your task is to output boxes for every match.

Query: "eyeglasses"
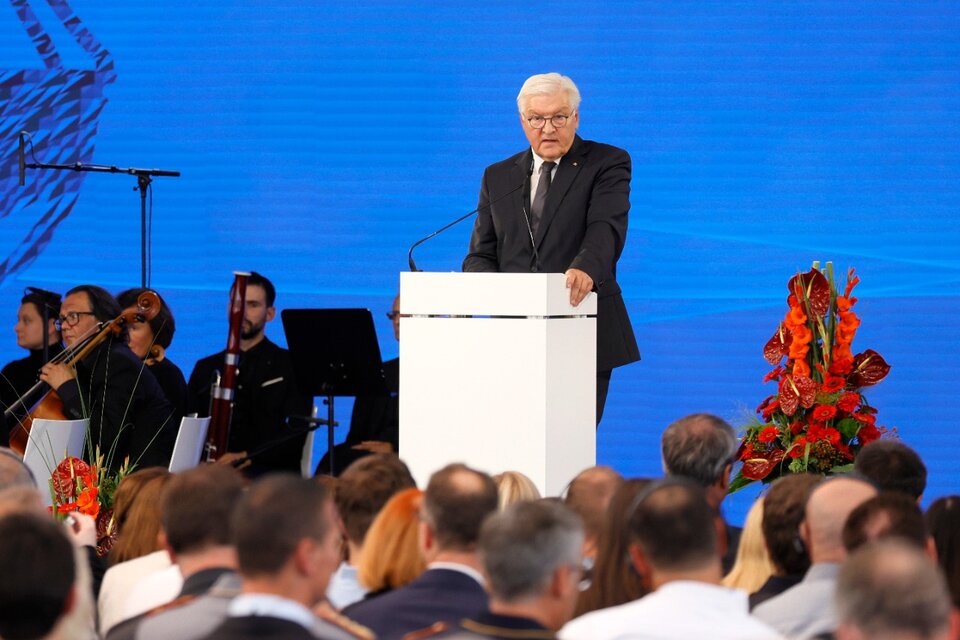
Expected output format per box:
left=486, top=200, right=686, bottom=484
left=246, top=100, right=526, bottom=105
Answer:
left=55, top=311, right=96, bottom=329
left=526, top=114, right=572, bottom=129
left=386, top=311, right=400, bottom=321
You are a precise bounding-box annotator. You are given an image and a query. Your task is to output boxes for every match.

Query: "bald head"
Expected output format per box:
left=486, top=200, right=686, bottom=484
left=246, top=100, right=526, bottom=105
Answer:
left=423, top=463, right=499, bottom=551
left=802, top=477, right=877, bottom=563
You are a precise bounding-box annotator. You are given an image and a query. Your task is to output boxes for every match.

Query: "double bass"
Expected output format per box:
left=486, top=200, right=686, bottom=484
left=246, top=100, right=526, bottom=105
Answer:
left=5, top=291, right=161, bottom=456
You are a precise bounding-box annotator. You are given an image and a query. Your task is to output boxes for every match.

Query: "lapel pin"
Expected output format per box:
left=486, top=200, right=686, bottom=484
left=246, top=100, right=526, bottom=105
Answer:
left=572, top=161, right=579, bottom=166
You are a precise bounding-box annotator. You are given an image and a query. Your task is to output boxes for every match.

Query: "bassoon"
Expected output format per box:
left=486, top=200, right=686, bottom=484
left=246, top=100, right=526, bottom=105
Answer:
left=204, top=272, right=249, bottom=461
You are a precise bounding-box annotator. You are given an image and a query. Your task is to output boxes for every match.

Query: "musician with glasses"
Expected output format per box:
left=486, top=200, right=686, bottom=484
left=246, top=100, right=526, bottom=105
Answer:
left=38, top=285, right=175, bottom=471
left=462, top=72, right=639, bottom=425
left=1, top=288, right=64, bottom=446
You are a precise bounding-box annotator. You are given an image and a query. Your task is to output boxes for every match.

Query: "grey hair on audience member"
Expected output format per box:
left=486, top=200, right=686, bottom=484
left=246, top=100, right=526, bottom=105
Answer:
left=836, top=538, right=952, bottom=640
left=0, top=448, right=36, bottom=489
left=516, top=73, right=582, bottom=114
left=479, top=499, right=583, bottom=602
left=661, top=413, right=738, bottom=487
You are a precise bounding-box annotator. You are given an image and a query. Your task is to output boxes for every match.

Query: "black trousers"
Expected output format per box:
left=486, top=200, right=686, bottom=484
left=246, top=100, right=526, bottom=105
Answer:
left=597, top=369, right=612, bottom=426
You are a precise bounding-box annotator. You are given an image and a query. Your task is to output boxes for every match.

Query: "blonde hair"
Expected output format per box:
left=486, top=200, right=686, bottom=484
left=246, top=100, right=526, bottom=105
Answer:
left=493, top=471, right=541, bottom=511
left=722, top=496, right=775, bottom=592
left=357, top=488, right=426, bottom=592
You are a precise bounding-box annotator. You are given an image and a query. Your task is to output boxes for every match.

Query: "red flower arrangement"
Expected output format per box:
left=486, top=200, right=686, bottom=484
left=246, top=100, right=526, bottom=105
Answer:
left=731, top=263, right=892, bottom=491
left=50, top=449, right=129, bottom=556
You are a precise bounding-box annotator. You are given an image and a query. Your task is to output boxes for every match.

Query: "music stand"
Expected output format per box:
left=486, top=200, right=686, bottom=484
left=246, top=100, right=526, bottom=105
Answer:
left=281, top=308, right=388, bottom=476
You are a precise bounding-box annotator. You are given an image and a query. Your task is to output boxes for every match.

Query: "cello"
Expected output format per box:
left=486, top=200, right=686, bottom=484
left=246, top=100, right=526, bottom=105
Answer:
left=6, top=290, right=161, bottom=456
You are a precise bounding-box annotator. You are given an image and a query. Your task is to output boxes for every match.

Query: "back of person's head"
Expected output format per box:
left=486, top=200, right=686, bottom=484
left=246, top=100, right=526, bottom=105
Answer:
left=0, top=513, right=76, bottom=640
left=926, top=496, right=960, bottom=609
left=116, top=288, right=177, bottom=350
left=245, top=271, right=276, bottom=307
left=573, top=478, right=652, bottom=617
left=65, top=284, right=122, bottom=324
left=232, top=474, right=333, bottom=577
left=564, top=465, right=623, bottom=546
left=422, top=463, right=498, bottom=551
left=835, top=539, right=952, bottom=640
left=493, top=470, right=541, bottom=511
left=721, top=497, right=774, bottom=593
left=661, top=413, right=737, bottom=487
left=479, top=500, right=583, bottom=604
left=161, top=465, right=245, bottom=555
left=109, top=467, right=173, bottom=565
left=0, top=447, right=36, bottom=490
left=843, top=492, right=928, bottom=553
left=854, top=440, right=927, bottom=500
left=802, top=475, right=877, bottom=563
left=335, top=453, right=415, bottom=546
left=628, top=479, right=718, bottom=574
left=357, top=488, right=426, bottom=592
left=762, top=473, right=823, bottom=575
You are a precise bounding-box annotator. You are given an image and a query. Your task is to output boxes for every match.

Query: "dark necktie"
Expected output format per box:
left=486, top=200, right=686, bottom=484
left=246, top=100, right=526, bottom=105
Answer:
left=530, top=161, right=556, bottom=236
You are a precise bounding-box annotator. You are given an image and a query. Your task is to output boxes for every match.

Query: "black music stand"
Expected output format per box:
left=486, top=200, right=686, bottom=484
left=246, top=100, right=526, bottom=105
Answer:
left=281, top=308, right=388, bottom=476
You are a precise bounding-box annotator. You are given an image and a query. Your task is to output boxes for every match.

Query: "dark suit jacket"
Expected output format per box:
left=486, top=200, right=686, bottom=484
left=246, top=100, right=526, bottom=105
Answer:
left=463, top=136, right=639, bottom=372
left=344, top=568, right=488, bottom=640
left=201, top=615, right=315, bottom=640
left=57, top=339, right=176, bottom=471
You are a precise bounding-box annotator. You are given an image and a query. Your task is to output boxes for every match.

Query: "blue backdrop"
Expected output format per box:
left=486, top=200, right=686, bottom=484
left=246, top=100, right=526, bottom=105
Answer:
left=2, top=0, right=958, bottom=523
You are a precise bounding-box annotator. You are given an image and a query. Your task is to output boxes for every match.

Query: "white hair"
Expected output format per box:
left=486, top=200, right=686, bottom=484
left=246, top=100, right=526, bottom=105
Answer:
left=516, top=72, right=581, bottom=114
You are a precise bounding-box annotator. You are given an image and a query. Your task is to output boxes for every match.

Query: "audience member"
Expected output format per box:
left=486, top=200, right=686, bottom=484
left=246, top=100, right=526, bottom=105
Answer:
left=722, top=496, right=774, bottom=594
left=431, top=499, right=586, bottom=638
left=753, top=475, right=877, bottom=639
left=0, top=445, right=36, bottom=489
left=98, top=468, right=173, bottom=635
left=492, top=470, right=541, bottom=510
left=854, top=439, right=927, bottom=501
left=355, top=487, right=426, bottom=598
left=328, top=453, right=416, bottom=609
left=926, top=496, right=960, bottom=609
left=560, top=478, right=783, bottom=639
left=842, top=492, right=930, bottom=554
left=833, top=539, right=956, bottom=640
left=105, top=464, right=245, bottom=640
left=199, top=474, right=367, bottom=640
left=0, top=512, right=78, bottom=640
left=751, top=473, right=822, bottom=609
left=660, top=413, right=741, bottom=571
left=572, top=478, right=651, bottom=617
left=563, top=465, right=623, bottom=567
left=345, top=463, right=498, bottom=639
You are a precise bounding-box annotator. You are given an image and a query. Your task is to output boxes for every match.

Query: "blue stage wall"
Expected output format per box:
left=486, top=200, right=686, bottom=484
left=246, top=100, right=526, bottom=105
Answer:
left=2, top=0, right=958, bottom=522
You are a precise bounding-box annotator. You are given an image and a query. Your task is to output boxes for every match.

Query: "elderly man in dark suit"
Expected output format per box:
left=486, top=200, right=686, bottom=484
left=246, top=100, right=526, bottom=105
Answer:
left=463, top=72, right=639, bottom=424
left=344, top=463, right=499, bottom=639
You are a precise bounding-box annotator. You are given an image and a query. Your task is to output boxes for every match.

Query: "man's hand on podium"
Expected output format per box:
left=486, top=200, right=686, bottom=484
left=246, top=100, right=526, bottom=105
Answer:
left=565, top=268, right=594, bottom=307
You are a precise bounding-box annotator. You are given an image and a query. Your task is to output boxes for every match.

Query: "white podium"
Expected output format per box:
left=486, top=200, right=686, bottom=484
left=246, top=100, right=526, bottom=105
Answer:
left=399, top=272, right=597, bottom=496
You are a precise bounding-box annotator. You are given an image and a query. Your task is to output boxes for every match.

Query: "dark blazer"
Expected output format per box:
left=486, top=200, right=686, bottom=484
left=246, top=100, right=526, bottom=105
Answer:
left=57, top=339, right=176, bottom=471
left=201, top=615, right=315, bottom=640
left=463, top=136, right=639, bottom=372
left=344, top=568, right=488, bottom=640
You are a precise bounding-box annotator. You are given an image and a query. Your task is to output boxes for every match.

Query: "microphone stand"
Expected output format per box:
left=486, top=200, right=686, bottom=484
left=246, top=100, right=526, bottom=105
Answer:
left=21, top=151, right=180, bottom=288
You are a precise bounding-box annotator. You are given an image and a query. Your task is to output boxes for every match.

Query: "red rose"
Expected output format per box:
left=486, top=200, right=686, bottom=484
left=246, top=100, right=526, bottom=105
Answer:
left=812, top=405, right=837, bottom=421
left=837, top=392, right=860, bottom=412
left=758, top=426, right=779, bottom=444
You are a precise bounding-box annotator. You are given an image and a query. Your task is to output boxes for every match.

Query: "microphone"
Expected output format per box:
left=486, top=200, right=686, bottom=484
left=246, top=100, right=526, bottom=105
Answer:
left=18, top=131, right=26, bottom=186
left=407, top=170, right=531, bottom=272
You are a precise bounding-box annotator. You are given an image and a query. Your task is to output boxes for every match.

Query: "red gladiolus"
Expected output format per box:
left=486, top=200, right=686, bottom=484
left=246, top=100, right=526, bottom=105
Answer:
left=853, top=412, right=876, bottom=426
left=762, top=400, right=780, bottom=421
left=858, top=423, right=881, bottom=445
left=789, top=420, right=805, bottom=435
left=821, top=376, right=845, bottom=393
left=764, top=366, right=784, bottom=383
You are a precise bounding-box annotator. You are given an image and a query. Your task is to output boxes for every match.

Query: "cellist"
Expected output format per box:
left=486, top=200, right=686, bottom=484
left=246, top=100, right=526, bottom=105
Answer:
left=39, top=285, right=176, bottom=471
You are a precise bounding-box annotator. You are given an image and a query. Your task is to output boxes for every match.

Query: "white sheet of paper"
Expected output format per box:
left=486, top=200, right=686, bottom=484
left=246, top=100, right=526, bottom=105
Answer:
left=168, top=416, right=210, bottom=473
left=22, top=418, right=88, bottom=507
